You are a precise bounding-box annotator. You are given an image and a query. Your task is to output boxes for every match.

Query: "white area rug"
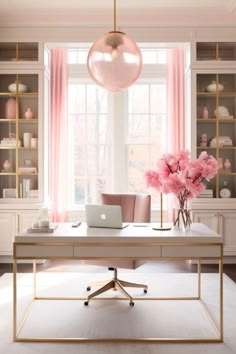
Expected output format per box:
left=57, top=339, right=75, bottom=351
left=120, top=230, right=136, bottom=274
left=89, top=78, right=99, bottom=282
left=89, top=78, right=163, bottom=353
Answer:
left=0, top=272, right=236, bottom=353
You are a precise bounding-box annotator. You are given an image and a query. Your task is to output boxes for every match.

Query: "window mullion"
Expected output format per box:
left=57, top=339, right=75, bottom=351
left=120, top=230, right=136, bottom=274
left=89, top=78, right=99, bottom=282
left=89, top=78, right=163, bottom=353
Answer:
left=113, top=91, right=126, bottom=193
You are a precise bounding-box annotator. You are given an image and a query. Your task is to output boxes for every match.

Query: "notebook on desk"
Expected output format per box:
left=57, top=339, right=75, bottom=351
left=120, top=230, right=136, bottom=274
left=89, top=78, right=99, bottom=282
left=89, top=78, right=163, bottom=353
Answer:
left=85, top=204, right=129, bottom=229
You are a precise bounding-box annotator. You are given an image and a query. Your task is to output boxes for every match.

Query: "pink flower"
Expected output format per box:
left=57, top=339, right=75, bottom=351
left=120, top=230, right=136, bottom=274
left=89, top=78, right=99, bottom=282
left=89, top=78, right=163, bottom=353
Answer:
left=145, top=149, right=218, bottom=203
left=145, top=170, right=162, bottom=191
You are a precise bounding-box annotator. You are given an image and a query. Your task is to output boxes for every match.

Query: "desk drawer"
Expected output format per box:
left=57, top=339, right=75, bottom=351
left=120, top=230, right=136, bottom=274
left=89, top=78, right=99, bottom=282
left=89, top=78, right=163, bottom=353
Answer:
left=162, top=245, right=221, bottom=258
left=74, top=245, right=161, bottom=258
left=15, top=245, right=74, bottom=258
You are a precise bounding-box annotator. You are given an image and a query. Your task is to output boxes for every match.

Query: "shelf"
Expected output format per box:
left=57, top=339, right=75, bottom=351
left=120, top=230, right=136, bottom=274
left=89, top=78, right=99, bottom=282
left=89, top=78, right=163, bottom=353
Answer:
left=197, top=119, right=236, bottom=122
left=0, top=70, right=40, bottom=201
left=0, top=172, right=16, bottom=176
left=0, top=146, right=17, bottom=150
left=18, top=147, right=38, bottom=150
left=197, top=146, right=216, bottom=150
left=196, top=42, right=236, bottom=61
left=0, top=119, right=16, bottom=122
left=220, top=172, right=236, bottom=176
left=0, top=92, right=38, bottom=96
left=0, top=42, right=38, bottom=62
left=196, top=54, right=236, bottom=199
left=18, top=173, right=39, bottom=176
left=18, top=119, right=38, bottom=123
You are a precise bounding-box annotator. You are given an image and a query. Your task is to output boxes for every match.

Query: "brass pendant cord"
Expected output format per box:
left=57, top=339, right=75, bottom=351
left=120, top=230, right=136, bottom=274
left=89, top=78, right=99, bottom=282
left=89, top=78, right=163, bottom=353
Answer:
left=114, top=0, right=117, bottom=31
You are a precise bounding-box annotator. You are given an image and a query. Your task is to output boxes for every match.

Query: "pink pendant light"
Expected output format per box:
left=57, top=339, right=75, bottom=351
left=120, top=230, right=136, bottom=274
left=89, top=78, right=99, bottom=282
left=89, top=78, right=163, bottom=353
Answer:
left=87, top=0, right=142, bottom=92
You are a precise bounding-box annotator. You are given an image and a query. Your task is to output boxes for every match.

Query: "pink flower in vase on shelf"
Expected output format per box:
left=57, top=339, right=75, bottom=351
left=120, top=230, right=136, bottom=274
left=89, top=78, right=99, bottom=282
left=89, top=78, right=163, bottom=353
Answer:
left=145, top=150, right=218, bottom=229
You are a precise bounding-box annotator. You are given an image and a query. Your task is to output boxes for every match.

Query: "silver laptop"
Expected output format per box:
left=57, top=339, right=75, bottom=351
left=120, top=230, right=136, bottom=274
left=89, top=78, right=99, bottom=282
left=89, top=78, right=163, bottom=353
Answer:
left=85, top=204, right=129, bottom=229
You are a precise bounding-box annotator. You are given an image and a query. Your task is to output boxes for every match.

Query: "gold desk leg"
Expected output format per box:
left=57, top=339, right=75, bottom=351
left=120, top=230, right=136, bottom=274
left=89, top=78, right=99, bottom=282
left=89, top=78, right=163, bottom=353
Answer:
left=219, top=246, right=224, bottom=342
left=13, top=258, right=17, bottom=341
left=198, top=259, right=201, bottom=299
left=33, top=260, right=36, bottom=299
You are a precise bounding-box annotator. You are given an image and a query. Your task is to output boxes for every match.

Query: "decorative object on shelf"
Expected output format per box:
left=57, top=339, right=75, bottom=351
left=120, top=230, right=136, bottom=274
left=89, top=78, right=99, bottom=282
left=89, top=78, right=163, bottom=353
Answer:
left=223, top=159, right=231, bottom=170
left=8, top=81, right=28, bottom=93
left=145, top=150, right=218, bottom=230
left=24, top=108, right=34, bottom=119
left=206, top=80, right=224, bottom=93
left=23, top=132, right=33, bottom=147
left=2, top=159, right=11, bottom=172
left=30, top=137, right=38, bottom=148
left=220, top=181, right=231, bottom=198
left=199, top=133, right=208, bottom=147
left=2, top=188, right=16, bottom=198
left=9, top=132, right=16, bottom=139
left=5, top=97, right=16, bottom=119
left=210, top=136, right=232, bottom=147
left=202, top=107, right=209, bottom=119
left=214, top=106, right=231, bottom=118
left=87, top=0, right=142, bottom=91
left=24, top=159, right=33, bottom=167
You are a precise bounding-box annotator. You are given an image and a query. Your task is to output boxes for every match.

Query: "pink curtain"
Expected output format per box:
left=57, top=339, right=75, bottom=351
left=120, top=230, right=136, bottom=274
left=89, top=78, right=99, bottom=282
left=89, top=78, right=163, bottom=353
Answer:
left=166, top=48, right=185, bottom=152
left=166, top=48, right=185, bottom=220
left=50, top=49, right=68, bottom=222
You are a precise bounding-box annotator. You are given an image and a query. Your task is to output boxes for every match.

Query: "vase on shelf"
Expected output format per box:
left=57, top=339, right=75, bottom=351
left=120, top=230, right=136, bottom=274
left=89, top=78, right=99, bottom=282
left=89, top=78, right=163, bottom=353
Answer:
left=206, top=80, right=224, bottom=93
left=224, top=159, right=231, bottom=170
left=202, top=107, right=209, bottom=119
left=8, top=81, right=27, bottom=93
left=25, top=108, right=34, bottom=119
left=2, top=159, right=11, bottom=172
left=5, top=98, right=16, bottom=119
left=23, top=132, right=33, bottom=147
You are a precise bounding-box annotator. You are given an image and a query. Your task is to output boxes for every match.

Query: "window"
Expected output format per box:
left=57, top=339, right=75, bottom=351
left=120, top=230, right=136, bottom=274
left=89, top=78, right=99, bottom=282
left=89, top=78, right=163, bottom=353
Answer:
left=68, top=46, right=167, bottom=208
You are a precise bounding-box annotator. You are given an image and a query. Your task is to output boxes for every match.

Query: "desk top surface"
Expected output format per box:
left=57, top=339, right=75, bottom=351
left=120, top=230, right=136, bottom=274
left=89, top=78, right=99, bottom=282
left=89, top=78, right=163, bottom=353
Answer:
left=15, top=222, right=223, bottom=244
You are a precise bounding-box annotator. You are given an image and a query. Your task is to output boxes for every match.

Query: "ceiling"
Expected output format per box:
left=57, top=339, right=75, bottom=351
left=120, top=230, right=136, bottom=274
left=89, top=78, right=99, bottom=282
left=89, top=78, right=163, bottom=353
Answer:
left=1, top=0, right=236, bottom=27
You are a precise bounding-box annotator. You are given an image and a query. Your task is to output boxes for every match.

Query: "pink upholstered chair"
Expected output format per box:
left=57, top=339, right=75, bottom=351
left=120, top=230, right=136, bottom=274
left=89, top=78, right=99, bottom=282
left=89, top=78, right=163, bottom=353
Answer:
left=85, top=193, right=151, bottom=306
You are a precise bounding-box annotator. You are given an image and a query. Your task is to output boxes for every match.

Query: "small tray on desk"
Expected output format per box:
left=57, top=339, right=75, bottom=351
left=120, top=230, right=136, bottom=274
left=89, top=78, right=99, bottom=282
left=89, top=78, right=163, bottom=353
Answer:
left=27, top=225, right=58, bottom=234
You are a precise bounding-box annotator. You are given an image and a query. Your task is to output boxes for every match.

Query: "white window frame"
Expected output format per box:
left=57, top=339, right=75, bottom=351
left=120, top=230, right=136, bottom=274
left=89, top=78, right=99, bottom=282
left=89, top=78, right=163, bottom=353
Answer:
left=67, top=54, right=167, bottom=210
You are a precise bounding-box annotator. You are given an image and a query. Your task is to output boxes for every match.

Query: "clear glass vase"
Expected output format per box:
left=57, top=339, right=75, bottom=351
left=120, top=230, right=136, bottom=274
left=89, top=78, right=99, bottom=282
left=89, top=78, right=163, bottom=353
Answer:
left=173, top=199, right=192, bottom=230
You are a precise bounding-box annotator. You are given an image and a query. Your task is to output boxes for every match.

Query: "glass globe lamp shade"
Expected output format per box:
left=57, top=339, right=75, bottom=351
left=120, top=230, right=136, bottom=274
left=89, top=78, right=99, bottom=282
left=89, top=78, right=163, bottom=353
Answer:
left=87, top=31, right=142, bottom=91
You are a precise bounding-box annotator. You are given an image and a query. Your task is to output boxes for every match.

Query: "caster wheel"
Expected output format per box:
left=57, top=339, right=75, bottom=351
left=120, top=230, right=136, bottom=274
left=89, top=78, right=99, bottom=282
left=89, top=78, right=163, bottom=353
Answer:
left=144, top=288, right=148, bottom=294
left=129, top=301, right=134, bottom=307
left=86, top=286, right=91, bottom=291
left=84, top=301, right=89, bottom=306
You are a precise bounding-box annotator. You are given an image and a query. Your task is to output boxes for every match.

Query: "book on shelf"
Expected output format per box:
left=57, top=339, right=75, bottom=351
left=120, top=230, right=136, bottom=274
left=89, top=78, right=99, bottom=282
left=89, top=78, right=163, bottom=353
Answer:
left=197, top=189, right=213, bottom=198
left=29, top=189, right=39, bottom=198
left=20, top=178, right=31, bottom=198
left=0, top=139, right=21, bottom=147
left=18, top=166, right=37, bottom=174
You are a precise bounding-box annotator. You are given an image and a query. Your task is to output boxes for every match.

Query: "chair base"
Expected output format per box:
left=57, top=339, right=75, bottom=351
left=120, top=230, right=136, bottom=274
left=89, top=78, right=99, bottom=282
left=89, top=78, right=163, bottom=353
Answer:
left=85, top=268, right=148, bottom=306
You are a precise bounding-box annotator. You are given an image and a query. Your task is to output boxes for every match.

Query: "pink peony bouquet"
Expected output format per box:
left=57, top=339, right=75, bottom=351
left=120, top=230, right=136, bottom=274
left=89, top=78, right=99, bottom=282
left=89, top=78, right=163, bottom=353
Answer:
left=145, top=150, right=218, bottom=227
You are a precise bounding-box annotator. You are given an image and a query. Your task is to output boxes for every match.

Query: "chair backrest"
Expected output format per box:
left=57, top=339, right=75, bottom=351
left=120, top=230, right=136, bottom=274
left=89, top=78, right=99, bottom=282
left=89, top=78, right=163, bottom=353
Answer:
left=101, top=193, right=151, bottom=223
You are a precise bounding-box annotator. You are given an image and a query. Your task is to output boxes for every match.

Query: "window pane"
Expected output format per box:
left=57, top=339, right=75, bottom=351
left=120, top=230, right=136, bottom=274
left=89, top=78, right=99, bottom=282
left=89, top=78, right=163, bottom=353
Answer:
left=128, top=114, right=150, bottom=144
left=128, top=85, right=149, bottom=113
left=68, top=84, right=85, bottom=113
left=68, top=49, right=77, bottom=64
left=127, top=81, right=166, bottom=197
left=150, top=83, right=166, bottom=114
left=157, top=49, right=167, bottom=64
left=68, top=83, right=109, bottom=206
left=87, top=85, right=107, bottom=113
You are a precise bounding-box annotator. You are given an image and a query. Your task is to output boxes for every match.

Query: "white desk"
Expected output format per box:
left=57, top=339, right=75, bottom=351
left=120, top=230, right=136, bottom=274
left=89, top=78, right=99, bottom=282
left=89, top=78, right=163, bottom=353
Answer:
left=13, top=222, right=224, bottom=343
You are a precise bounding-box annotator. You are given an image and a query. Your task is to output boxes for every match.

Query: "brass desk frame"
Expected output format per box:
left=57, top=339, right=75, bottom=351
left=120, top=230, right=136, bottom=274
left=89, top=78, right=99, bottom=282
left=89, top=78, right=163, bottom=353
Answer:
left=13, top=239, right=224, bottom=343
